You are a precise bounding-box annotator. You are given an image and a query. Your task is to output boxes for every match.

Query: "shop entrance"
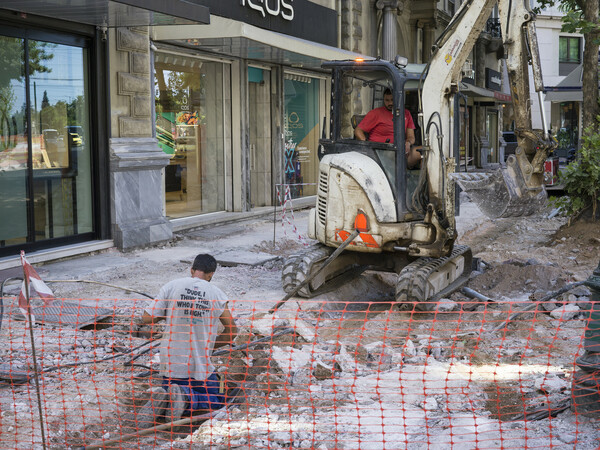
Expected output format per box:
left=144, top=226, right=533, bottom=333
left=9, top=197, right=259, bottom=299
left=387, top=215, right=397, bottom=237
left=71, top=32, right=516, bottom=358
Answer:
left=248, top=66, right=272, bottom=208
left=154, top=52, right=229, bottom=218
left=0, top=32, right=94, bottom=255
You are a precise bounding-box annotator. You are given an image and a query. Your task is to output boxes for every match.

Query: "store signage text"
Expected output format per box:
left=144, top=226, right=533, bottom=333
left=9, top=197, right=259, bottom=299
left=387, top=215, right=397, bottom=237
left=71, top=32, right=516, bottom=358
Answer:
left=485, top=68, right=502, bottom=91
left=241, top=0, right=295, bottom=21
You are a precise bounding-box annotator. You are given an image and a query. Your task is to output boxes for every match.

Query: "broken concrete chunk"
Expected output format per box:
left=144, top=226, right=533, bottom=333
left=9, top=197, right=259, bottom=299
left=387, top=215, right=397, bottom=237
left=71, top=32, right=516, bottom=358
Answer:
left=541, top=301, right=559, bottom=312
left=430, top=342, right=443, bottom=360
left=421, top=397, right=439, bottom=411
left=570, top=286, right=592, bottom=297
left=403, top=339, right=416, bottom=357
left=312, top=360, right=341, bottom=380
left=436, top=299, right=458, bottom=312
left=364, top=341, right=394, bottom=370
left=550, top=304, right=580, bottom=321
left=534, top=374, right=569, bottom=394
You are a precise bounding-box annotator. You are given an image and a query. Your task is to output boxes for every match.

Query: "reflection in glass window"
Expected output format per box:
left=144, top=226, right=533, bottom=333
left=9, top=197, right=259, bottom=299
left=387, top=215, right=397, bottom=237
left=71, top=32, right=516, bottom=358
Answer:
left=30, top=41, right=92, bottom=239
left=155, top=53, right=228, bottom=218
left=0, top=35, right=92, bottom=247
left=0, top=36, right=28, bottom=245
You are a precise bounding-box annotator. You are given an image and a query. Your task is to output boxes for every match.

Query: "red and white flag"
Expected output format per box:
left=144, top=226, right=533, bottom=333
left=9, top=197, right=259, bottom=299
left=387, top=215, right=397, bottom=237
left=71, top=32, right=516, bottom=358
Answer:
left=18, top=251, right=54, bottom=320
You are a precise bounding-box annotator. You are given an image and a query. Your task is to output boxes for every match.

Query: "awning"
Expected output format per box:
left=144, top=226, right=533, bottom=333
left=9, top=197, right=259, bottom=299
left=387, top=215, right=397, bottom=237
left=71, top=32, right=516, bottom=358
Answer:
left=544, top=64, right=584, bottom=102
left=0, top=0, right=210, bottom=27
left=152, top=16, right=372, bottom=71
left=459, top=82, right=512, bottom=103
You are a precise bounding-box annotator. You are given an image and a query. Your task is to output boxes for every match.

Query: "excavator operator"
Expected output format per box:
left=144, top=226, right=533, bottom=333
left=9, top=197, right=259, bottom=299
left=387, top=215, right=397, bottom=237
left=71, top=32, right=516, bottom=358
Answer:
left=354, top=88, right=421, bottom=168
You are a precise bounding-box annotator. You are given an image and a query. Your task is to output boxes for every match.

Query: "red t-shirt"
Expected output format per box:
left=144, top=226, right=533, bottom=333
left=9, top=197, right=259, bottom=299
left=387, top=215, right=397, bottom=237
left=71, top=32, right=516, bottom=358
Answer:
left=358, top=107, right=415, bottom=144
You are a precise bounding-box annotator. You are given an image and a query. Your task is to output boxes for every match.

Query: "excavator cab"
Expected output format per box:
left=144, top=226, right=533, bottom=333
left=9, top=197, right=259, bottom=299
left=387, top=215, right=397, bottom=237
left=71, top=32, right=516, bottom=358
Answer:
left=319, top=60, right=427, bottom=221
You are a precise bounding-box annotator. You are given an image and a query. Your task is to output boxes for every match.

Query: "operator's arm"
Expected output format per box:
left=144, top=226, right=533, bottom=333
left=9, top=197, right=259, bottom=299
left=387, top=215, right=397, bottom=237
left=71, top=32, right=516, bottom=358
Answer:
left=406, top=145, right=422, bottom=169
left=214, top=306, right=238, bottom=349
left=405, top=127, right=416, bottom=154
left=354, top=127, right=368, bottom=141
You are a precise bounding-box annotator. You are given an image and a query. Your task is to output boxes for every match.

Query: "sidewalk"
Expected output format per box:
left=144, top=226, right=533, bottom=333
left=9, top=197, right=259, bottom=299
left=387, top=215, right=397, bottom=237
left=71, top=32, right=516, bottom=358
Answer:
left=1, top=196, right=488, bottom=301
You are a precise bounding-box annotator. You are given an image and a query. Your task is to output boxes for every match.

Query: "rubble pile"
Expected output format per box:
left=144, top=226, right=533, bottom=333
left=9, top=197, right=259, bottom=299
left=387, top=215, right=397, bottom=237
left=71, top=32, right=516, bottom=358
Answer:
left=1, top=205, right=599, bottom=448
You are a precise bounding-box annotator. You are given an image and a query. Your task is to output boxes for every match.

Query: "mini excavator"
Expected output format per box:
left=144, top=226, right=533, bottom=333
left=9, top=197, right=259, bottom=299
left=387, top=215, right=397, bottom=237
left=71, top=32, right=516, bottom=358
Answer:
left=282, top=0, right=556, bottom=310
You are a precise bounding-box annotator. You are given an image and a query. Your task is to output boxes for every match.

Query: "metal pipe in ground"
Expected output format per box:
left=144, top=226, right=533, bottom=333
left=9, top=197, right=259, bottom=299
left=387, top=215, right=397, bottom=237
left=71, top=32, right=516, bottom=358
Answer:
left=461, top=287, right=493, bottom=303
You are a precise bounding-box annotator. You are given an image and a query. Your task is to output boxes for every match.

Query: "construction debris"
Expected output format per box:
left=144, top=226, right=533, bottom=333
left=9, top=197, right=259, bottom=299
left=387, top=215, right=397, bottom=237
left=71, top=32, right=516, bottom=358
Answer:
left=1, top=204, right=600, bottom=449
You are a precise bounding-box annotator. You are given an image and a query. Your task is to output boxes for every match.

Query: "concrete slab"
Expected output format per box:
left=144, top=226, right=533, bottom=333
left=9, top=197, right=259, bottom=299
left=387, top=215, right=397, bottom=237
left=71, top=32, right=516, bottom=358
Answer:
left=0, top=266, right=26, bottom=284
left=182, top=250, right=280, bottom=267
left=186, top=221, right=262, bottom=240
left=12, top=300, right=113, bottom=329
left=41, top=254, right=144, bottom=280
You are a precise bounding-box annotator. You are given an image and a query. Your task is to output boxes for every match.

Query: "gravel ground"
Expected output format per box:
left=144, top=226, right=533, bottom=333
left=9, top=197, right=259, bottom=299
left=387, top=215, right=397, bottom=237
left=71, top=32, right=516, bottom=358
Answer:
left=0, top=196, right=599, bottom=449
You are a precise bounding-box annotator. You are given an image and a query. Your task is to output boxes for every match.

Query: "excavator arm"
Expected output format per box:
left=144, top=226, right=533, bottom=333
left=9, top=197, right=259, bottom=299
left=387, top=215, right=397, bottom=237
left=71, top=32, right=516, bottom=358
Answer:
left=420, top=0, right=556, bottom=219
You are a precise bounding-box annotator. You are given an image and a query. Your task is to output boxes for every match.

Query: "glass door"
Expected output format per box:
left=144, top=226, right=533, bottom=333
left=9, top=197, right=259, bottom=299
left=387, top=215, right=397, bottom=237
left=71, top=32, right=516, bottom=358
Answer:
left=0, top=36, right=28, bottom=246
left=486, top=110, right=499, bottom=164
left=154, top=52, right=229, bottom=218
left=0, top=33, right=93, bottom=251
left=248, top=66, right=272, bottom=207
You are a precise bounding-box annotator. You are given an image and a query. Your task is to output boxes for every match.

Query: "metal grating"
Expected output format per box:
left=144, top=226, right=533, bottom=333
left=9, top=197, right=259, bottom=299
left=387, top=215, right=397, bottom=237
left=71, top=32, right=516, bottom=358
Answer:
left=20, top=301, right=113, bottom=329
left=317, top=170, right=328, bottom=226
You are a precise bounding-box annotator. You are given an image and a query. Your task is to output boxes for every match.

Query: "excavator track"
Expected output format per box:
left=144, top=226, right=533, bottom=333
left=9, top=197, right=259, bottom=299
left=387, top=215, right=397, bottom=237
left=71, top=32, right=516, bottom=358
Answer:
left=395, top=245, right=473, bottom=312
left=282, top=245, right=368, bottom=298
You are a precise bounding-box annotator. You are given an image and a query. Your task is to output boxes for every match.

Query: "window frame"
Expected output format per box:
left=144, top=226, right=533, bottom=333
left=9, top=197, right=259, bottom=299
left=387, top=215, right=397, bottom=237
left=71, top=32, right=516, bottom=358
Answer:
left=559, top=36, right=581, bottom=64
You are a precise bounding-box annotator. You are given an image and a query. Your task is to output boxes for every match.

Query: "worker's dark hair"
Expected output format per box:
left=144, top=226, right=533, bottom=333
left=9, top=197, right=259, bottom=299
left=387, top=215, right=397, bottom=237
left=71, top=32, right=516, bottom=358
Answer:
left=192, top=254, right=217, bottom=273
left=383, top=88, right=393, bottom=96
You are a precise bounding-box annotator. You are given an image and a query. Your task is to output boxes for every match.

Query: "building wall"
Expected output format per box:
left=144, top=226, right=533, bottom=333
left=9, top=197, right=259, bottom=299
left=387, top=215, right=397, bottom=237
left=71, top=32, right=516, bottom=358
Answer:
left=108, top=27, right=172, bottom=249
left=530, top=7, right=583, bottom=134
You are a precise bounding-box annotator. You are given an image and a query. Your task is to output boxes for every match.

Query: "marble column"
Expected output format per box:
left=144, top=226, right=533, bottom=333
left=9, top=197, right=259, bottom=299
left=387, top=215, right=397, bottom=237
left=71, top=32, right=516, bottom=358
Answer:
left=110, top=138, right=172, bottom=249
left=109, top=27, right=172, bottom=249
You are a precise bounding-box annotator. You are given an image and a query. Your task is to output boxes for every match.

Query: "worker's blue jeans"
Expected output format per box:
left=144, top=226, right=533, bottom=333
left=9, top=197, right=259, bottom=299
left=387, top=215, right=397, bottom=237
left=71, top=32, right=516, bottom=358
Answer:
left=162, top=373, right=225, bottom=413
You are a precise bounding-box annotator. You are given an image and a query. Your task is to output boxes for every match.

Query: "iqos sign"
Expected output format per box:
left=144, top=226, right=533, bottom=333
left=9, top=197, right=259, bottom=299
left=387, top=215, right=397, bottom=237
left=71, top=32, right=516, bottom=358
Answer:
left=241, top=0, right=295, bottom=21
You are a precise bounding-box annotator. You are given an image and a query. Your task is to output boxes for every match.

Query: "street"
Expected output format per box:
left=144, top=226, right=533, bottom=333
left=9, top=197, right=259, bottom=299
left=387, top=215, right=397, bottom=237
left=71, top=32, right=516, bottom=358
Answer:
left=1, top=196, right=600, bottom=449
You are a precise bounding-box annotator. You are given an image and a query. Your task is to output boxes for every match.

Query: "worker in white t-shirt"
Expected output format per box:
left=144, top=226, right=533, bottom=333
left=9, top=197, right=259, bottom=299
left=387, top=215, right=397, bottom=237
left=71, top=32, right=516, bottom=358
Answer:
left=123, top=254, right=237, bottom=428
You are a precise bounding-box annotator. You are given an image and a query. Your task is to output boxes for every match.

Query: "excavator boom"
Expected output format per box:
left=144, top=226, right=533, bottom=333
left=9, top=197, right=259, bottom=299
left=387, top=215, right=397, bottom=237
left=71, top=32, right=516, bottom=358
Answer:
left=421, top=0, right=556, bottom=219
left=281, top=0, right=554, bottom=307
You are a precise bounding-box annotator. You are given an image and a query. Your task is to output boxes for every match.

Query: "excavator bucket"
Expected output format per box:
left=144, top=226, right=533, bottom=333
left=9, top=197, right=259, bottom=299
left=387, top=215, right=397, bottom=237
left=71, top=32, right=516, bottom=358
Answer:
left=452, top=168, right=547, bottom=218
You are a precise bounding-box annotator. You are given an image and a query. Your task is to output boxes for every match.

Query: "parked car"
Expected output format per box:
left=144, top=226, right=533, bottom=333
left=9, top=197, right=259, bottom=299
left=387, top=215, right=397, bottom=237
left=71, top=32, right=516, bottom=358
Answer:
left=502, top=131, right=517, bottom=161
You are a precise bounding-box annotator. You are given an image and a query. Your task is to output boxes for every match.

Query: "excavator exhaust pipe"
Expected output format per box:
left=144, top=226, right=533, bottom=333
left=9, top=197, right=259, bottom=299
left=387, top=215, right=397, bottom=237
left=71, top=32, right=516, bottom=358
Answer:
left=452, top=167, right=547, bottom=218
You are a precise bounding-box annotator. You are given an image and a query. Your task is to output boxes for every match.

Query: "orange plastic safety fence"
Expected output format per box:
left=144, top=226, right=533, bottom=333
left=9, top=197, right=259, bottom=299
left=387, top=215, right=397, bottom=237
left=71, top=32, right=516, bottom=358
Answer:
left=0, top=297, right=598, bottom=449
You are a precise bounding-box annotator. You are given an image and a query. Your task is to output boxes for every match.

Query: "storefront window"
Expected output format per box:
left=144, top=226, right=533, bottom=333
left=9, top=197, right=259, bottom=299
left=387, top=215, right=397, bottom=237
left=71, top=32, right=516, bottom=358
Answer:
left=284, top=74, right=321, bottom=199
left=486, top=110, right=499, bottom=163
left=155, top=53, right=229, bottom=218
left=558, top=101, right=579, bottom=152
left=0, top=34, right=93, bottom=249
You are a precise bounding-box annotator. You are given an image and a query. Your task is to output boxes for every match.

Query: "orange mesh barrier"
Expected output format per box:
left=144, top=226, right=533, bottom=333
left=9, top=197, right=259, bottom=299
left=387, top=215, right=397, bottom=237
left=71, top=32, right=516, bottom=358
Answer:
left=0, top=297, right=599, bottom=449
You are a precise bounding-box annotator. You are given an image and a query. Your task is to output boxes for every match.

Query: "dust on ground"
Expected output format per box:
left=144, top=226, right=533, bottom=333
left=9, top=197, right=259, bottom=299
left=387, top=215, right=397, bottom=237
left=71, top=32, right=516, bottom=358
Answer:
left=1, top=200, right=600, bottom=449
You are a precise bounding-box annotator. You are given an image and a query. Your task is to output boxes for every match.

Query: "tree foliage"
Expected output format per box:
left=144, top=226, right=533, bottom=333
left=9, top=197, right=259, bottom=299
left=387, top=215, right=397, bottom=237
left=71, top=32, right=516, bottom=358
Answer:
left=551, top=125, right=600, bottom=221
left=0, top=37, right=54, bottom=90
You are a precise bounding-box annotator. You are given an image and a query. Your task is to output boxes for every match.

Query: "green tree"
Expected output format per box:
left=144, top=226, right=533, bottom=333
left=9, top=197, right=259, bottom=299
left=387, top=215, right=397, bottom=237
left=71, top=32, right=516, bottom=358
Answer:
left=535, top=0, right=599, bottom=131
left=0, top=38, right=54, bottom=90
left=552, top=125, right=600, bottom=221
left=41, top=90, right=49, bottom=110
